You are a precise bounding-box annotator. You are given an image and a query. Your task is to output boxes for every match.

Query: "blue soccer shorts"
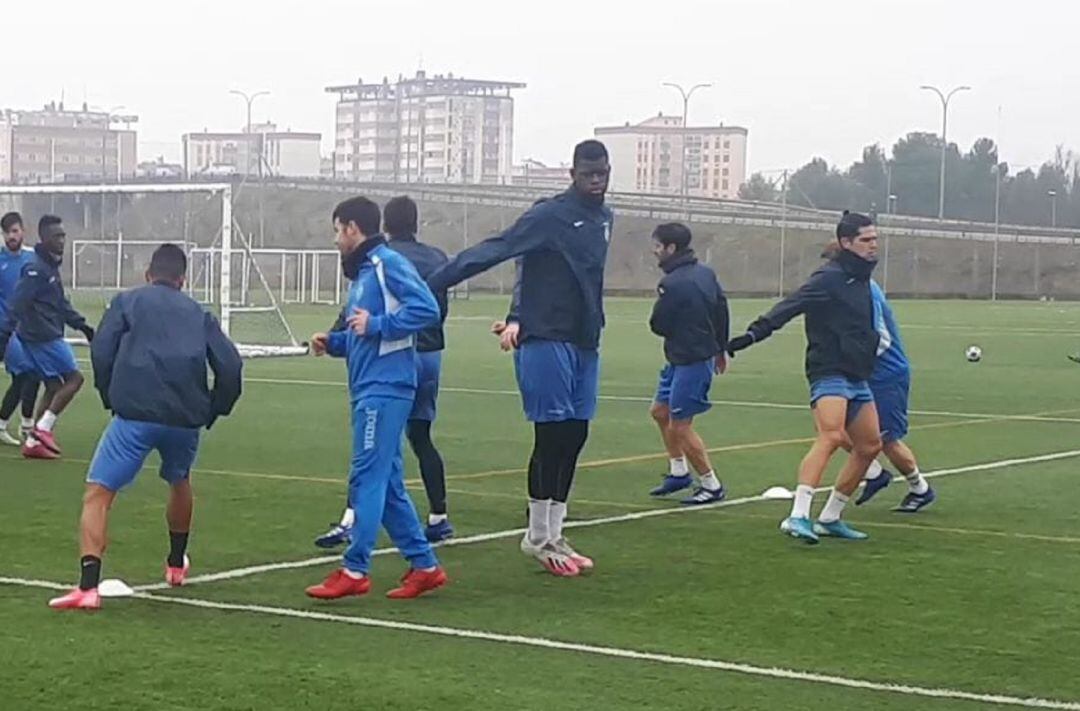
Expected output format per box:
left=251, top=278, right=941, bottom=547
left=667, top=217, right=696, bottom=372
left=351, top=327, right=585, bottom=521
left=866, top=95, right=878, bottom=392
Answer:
left=86, top=417, right=201, bottom=492
left=410, top=351, right=442, bottom=422
left=21, top=338, right=78, bottom=380
left=513, top=339, right=600, bottom=423
left=3, top=335, right=34, bottom=376
left=810, top=375, right=875, bottom=426
left=654, top=359, right=714, bottom=421
left=870, top=374, right=910, bottom=443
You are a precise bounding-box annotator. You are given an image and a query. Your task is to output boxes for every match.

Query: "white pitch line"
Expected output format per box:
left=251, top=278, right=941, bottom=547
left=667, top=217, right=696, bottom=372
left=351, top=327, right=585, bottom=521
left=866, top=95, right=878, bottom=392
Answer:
left=131, top=448, right=1080, bottom=592
left=242, top=377, right=1080, bottom=424
left=0, top=577, right=1076, bottom=710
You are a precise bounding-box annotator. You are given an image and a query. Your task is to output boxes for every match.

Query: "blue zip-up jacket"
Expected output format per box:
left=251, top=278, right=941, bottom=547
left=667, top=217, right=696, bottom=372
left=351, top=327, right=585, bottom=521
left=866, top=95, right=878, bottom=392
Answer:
left=0, top=244, right=88, bottom=350
left=869, top=279, right=910, bottom=385
left=327, top=237, right=441, bottom=403
left=427, top=189, right=613, bottom=350
left=91, top=282, right=244, bottom=429
left=0, top=246, right=35, bottom=323
left=329, top=234, right=449, bottom=352
left=739, top=249, right=880, bottom=383
left=649, top=250, right=730, bottom=365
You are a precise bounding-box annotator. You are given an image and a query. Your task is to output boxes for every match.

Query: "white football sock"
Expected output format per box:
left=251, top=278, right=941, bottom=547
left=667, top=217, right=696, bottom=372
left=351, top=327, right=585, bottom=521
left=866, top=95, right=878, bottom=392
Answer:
left=428, top=513, right=447, bottom=526
left=21, top=417, right=34, bottom=431
left=37, top=410, right=57, bottom=433
left=670, top=457, right=689, bottom=476
left=790, top=484, right=814, bottom=520
left=527, top=499, right=551, bottom=547
left=699, top=471, right=722, bottom=491
left=548, top=500, right=568, bottom=541
left=903, top=468, right=930, bottom=495
left=864, top=459, right=884, bottom=480
left=339, top=508, right=355, bottom=528
left=342, top=568, right=365, bottom=580
left=818, top=489, right=851, bottom=524
left=0, top=418, right=8, bottom=431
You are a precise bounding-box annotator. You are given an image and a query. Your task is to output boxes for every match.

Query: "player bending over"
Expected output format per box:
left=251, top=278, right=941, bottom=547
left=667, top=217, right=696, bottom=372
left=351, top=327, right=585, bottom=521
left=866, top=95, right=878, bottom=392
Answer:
left=728, top=211, right=883, bottom=544
left=49, top=244, right=243, bottom=610
left=645, top=223, right=730, bottom=505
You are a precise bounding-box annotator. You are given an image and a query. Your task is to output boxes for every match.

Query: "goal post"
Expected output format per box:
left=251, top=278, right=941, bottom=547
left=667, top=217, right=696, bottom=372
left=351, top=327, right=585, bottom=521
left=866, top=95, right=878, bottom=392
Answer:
left=0, top=182, right=308, bottom=358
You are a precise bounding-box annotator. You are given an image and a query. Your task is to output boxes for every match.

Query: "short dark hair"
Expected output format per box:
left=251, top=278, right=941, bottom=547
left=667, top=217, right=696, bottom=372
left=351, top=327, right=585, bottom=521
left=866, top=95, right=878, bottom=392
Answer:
left=332, top=197, right=381, bottom=237
left=573, top=140, right=609, bottom=166
left=652, top=222, right=692, bottom=251
left=383, top=195, right=418, bottom=237
left=1, top=211, right=22, bottom=234
left=148, top=243, right=187, bottom=282
left=38, top=214, right=63, bottom=235
left=836, top=210, right=874, bottom=241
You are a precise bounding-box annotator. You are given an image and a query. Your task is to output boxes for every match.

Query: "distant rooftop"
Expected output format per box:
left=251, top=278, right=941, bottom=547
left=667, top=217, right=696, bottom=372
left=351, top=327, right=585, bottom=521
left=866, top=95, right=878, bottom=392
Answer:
left=595, top=112, right=747, bottom=136
left=327, top=70, right=525, bottom=100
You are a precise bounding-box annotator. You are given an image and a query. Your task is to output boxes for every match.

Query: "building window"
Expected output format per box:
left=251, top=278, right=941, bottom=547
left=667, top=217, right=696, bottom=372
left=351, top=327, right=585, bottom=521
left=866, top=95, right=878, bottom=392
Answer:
left=723, top=154, right=730, bottom=163
left=722, top=168, right=729, bottom=176
left=722, top=179, right=729, bottom=190
left=723, top=140, right=731, bottom=149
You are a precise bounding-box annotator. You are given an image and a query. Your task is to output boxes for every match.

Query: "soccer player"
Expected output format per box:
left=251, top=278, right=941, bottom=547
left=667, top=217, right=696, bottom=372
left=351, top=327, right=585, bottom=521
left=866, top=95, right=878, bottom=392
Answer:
left=645, top=223, right=730, bottom=505
left=0, top=212, right=40, bottom=446
left=48, top=244, right=243, bottom=610
left=0, top=215, right=94, bottom=459
left=728, top=211, right=883, bottom=544
left=428, top=140, right=613, bottom=577
left=313, top=195, right=454, bottom=548
left=305, top=196, right=447, bottom=601
left=816, top=242, right=936, bottom=513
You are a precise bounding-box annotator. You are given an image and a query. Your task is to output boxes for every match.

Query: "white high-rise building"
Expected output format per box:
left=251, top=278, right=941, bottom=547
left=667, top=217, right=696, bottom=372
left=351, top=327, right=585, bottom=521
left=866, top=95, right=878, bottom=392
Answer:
left=327, top=71, right=524, bottom=185
left=595, top=113, right=748, bottom=199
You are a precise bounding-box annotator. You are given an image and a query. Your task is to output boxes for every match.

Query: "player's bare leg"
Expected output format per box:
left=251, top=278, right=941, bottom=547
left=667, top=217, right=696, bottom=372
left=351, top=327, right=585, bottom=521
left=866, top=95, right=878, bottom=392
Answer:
left=26, top=374, right=83, bottom=457
left=50, top=484, right=114, bottom=610
left=781, top=397, right=849, bottom=543
left=648, top=402, right=693, bottom=496
left=814, top=403, right=881, bottom=540
left=669, top=417, right=725, bottom=505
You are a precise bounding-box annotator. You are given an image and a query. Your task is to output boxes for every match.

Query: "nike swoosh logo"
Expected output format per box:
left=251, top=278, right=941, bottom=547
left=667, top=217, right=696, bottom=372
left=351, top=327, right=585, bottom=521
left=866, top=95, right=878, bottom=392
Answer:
left=573, top=221, right=584, bottom=228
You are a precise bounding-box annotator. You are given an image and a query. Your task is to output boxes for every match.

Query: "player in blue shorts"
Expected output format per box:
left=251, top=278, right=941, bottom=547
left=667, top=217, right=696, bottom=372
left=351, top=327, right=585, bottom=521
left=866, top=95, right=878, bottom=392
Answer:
left=0, top=212, right=41, bottom=446
left=645, top=223, right=730, bottom=505
left=728, top=212, right=883, bottom=544
left=313, top=195, right=454, bottom=547
left=816, top=243, right=935, bottom=513
left=429, top=140, right=612, bottom=577
left=856, top=276, right=936, bottom=512
left=0, top=215, right=93, bottom=459
left=48, top=244, right=243, bottom=610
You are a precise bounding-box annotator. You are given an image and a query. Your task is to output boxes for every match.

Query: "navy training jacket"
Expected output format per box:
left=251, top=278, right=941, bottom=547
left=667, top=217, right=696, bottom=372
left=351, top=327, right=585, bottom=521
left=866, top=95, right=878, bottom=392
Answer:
left=649, top=250, right=730, bottom=365
left=91, top=282, right=243, bottom=429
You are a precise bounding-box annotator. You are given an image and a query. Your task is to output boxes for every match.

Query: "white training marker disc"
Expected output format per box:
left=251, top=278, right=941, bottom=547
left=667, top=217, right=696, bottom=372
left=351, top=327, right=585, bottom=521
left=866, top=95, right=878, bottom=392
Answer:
left=761, top=486, right=795, bottom=500
left=98, top=579, right=135, bottom=598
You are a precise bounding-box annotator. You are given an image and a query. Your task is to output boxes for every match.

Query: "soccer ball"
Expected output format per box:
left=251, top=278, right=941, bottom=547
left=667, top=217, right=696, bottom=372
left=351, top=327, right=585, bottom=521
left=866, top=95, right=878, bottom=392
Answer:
left=965, top=345, right=982, bottom=363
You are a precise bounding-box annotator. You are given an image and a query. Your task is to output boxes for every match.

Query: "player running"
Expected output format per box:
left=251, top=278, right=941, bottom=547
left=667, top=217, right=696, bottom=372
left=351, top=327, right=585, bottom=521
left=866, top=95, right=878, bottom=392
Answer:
left=645, top=223, right=730, bottom=505
left=48, top=244, right=243, bottom=610
left=0, top=212, right=40, bottom=446
left=313, top=195, right=454, bottom=548
left=305, top=197, right=447, bottom=601
left=428, top=140, right=613, bottom=577
left=0, top=215, right=93, bottom=459
left=728, top=211, right=883, bottom=544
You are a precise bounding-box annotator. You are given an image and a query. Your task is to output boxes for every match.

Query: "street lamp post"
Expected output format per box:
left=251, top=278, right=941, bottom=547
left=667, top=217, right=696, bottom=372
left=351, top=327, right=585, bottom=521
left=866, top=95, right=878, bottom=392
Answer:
left=1049, top=189, right=1058, bottom=228
left=662, top=82, right=711, bottom=201
left=920, top=84, right=971, bottom=219
left=992, top=164, right=1002, bottom=301
left=229, top=89, right=270, bottom=176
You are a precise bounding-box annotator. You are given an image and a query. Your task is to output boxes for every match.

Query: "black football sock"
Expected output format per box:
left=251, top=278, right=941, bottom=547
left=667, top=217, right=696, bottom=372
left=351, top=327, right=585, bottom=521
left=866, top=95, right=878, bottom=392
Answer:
left=79, top=555, right=102, bottom=591
left=168, top=531, right=189, bottom=568
left=554, top=420, right=589, bottom=503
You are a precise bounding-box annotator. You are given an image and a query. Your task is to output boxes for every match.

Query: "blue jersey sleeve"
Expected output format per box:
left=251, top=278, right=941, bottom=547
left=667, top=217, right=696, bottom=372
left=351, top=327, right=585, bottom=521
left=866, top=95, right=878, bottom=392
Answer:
left=367, top=255, right=440, bottom=341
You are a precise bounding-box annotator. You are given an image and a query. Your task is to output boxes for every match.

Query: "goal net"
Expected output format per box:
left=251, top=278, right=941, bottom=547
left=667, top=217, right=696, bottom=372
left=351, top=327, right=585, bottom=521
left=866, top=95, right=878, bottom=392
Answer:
left=0, top=183, right=308, bottom=358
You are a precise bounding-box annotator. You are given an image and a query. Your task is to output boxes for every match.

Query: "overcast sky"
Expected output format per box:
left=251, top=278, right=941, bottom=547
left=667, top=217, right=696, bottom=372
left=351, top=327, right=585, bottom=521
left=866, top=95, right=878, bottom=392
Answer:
left=6, top=0, right=1075, bottom=176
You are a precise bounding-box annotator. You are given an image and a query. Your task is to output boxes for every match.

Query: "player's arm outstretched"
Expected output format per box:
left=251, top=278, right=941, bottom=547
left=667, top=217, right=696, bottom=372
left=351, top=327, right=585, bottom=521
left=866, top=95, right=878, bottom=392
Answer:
left=427, top=207, right=553, bottom=293
left=728, top=271, right=831, bottom=354
left=205, top=312, right=243, bottom=428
